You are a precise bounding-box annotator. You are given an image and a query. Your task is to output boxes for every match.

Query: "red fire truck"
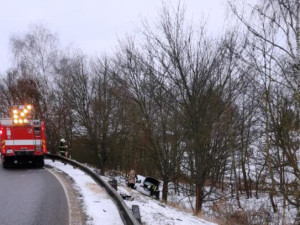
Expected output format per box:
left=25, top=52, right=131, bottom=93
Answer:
left=0, top=105, right=47, bottom=168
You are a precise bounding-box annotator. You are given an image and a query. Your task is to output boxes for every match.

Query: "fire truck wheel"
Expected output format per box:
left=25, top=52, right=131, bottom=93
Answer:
left=34, top=157, right=44, bottom=168
left=2, top=161, right=11, bottom=169
left=35, top=160, right=44, bottom=168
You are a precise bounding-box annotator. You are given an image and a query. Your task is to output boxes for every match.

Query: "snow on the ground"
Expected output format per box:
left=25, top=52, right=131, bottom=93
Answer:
left=46, top=159, right=216, bottom=225
left=45, top=160, right=123, bottom=225
left=112, top=174, right=216, bottom=225
left=118, top=186, right=215, bottom=225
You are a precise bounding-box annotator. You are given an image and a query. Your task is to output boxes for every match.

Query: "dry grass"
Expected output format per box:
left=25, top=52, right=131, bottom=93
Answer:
left=195, top=211, right=224, bottom=225
left=209, top=198, right=271, bottom=225
left=165, top=201, right=222, bottom=224
left=166, top=201, right=193, bottom=213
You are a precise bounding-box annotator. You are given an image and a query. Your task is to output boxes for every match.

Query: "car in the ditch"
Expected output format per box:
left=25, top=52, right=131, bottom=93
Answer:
left=135, top=176, right=160, bottom=200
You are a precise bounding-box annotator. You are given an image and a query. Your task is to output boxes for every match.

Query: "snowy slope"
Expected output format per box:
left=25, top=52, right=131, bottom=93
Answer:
left=45, top=159, right=216, bottom=225
left=118, top=186, right=215, bottom=225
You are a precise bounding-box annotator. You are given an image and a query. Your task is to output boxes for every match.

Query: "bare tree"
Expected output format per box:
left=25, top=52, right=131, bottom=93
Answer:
left=229, top=0, right=300, bottom=221
left=127, top=3, right=242, bottom=213
left=9, top=24, right=60, bottom=150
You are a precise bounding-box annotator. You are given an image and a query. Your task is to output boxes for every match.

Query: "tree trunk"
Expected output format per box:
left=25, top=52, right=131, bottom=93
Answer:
left=265, top=96, right=278, bottom=213
left=232, top=150, right=242, bottom=208
left=100, top=140, right=107, bottom=176
left=241, top=156, right=250, bottom=198
left=296, top=1, right=300, bottom=222
left=240, top=121, right=250, bottom=198
left=162, top=178, right=169, bottom=202
left=195, top=184, right=203, bottom=215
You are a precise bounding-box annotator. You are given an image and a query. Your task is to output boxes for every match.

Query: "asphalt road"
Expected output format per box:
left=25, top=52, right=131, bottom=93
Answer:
left=0, top=164, right=69, bottom=225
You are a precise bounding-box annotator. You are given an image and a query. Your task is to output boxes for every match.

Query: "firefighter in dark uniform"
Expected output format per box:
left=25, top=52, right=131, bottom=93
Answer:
left=59, top=138, right=68, bottom=157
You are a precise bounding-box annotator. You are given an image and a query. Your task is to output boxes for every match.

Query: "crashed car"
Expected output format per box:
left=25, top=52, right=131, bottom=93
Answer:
left=136, top=176, right=160, bottom=200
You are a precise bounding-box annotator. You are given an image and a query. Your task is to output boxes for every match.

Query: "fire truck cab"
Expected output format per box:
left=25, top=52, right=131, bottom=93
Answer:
left=0, top=105, right=47, bottom=168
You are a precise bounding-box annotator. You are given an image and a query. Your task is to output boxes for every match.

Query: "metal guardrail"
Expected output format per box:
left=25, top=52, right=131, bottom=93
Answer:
left=45, top=153, right=140, bottom=225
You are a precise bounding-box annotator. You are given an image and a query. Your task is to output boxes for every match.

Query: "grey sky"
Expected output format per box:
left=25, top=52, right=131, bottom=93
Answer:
left=0, top=0, right=227, bottom=73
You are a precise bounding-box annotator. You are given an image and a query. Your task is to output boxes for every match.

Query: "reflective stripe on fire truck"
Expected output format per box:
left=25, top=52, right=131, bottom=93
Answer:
left=1, top=140, right=5, bottom=149
left=42, top=140, right=46, bottom=150
left=5, top=140, right=42, bottom=146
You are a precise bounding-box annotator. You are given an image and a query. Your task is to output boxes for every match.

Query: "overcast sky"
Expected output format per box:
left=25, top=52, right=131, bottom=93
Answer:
left=0, top=0, right=229, bottom=73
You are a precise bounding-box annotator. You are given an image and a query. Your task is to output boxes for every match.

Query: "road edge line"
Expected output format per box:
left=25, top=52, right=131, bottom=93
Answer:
left=45, top=167, right=72, bottom=225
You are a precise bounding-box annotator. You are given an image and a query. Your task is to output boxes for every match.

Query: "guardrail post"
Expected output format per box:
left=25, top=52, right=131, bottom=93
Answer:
left=132, top=205, right=141, bottom=223
left=108, top=179, right=118, bottom=190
